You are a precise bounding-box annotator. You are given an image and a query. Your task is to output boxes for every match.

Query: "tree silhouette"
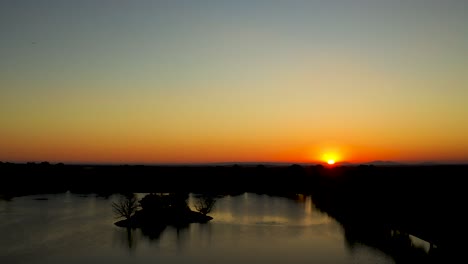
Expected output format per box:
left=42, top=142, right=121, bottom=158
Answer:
left=194, top=194, right=216, bottom=215
left=112, top=193, right=139, bottom=220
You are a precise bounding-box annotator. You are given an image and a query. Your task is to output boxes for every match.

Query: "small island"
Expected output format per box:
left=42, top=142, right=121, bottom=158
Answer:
left=113, top=193, right=214, bottom=230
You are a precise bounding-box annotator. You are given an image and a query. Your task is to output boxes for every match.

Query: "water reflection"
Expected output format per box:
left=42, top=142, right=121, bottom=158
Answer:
left=111, top=193, right=341, bottom=250
left=0, top=192, right=441, bottom=264
left=114, top=227, right=138, bottom=251
left=343, top=225, right=432, bottom=263
left=140, top=223, right=167, bottom=241
left=110, top=192, right=436, bottom=264
left=308, top=189, right=442, bottom=263
left=199, top=193, right=332, bottom=228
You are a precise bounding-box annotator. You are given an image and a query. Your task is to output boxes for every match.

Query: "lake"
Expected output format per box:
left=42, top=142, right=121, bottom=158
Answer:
left=0, top=192, right=430, bottom=264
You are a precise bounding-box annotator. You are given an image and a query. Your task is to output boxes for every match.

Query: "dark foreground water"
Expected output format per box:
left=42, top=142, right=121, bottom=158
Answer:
left=0, top=192, right=431, bottom=264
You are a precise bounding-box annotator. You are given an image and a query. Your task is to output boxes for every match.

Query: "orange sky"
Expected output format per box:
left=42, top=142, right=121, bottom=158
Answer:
left=1, top=1, right=468, bottom=164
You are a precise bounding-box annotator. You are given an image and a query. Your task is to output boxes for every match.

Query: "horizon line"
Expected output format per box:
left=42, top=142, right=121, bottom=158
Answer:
left=2, top=160, right=468, bottom=166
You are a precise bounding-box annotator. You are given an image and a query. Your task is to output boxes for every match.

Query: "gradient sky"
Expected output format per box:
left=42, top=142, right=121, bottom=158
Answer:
left=1, top=0, right=467, bottom=164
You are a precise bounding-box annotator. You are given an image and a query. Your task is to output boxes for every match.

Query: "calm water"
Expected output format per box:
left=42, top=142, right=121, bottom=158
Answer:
left=0, top=192, right=417, bottom=264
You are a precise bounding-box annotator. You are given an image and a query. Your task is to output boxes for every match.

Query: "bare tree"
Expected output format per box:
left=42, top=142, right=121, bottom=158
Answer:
left=112, top=193, right=139, bottom=220
left=194, top=195, right=216, bottom=215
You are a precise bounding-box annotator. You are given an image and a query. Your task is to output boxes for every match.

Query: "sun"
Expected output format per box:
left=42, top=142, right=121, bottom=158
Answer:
left=321, top=152, right=340, bottom=165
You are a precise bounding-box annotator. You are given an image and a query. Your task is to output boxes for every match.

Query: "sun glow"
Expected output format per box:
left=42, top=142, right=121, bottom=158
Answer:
left=322, top=152, right=340, bottom=165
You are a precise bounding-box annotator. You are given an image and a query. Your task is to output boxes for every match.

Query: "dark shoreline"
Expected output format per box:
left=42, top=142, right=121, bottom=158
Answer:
left=2, top=162, right=467, bottom=192
left=1, top=162, right=466, bottom=259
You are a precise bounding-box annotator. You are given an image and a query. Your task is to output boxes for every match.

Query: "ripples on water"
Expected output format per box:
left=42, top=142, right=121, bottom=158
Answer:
left=0, top=192, right=429, bottom=264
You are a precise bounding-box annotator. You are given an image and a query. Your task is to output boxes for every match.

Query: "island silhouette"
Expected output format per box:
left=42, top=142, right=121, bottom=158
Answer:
left=113, top=193, right=213, bottom=228
left=1, top=161, right=466, bottom=262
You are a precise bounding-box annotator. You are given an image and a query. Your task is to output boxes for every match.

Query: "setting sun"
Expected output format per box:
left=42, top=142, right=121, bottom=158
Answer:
left=321, top=151, right=340, bottom=165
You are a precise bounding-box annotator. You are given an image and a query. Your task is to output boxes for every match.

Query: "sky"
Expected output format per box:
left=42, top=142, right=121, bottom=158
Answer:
left=1, top=0, right=467, bottom=164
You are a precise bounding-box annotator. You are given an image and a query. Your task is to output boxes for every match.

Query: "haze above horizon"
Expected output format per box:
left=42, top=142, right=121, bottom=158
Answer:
left=1, top=1, right=467, bottom=164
